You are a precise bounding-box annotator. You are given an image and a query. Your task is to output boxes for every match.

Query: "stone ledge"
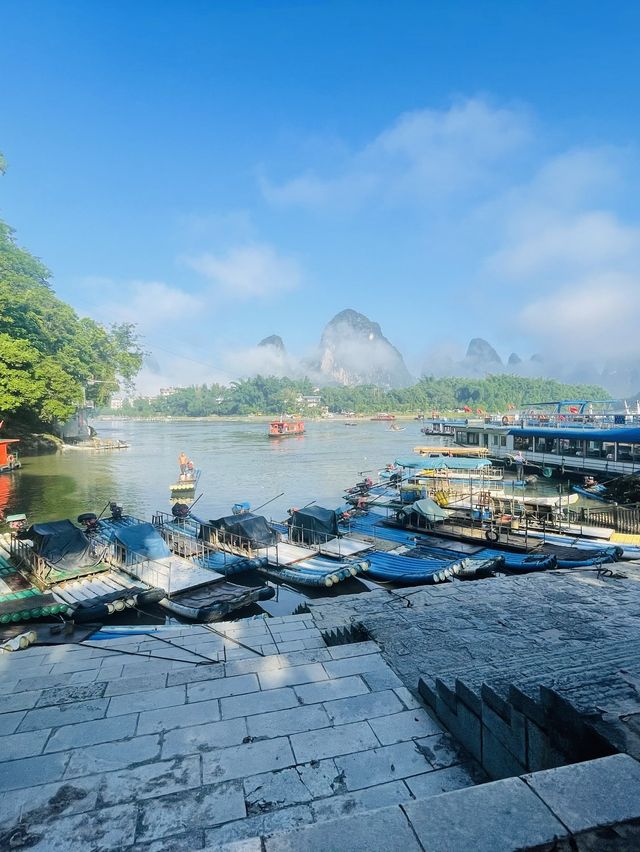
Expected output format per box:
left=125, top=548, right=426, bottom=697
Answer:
left=242, top=755, right=640, bottom=852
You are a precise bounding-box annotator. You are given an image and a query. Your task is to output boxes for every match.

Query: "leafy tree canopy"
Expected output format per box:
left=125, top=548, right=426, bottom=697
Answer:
left=121, top=373, right=610, bottom=418
left=0, top=208, right=144, bottom=428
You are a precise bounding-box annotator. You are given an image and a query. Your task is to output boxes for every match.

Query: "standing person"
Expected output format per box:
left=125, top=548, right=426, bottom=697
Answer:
left=514, top=449, right=525, bottom=481
left=178, top=451, right=188, bottom=474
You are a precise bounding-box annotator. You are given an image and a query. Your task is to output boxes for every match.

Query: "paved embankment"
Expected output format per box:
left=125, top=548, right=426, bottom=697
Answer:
left=2, top=567, right=640, bottom=849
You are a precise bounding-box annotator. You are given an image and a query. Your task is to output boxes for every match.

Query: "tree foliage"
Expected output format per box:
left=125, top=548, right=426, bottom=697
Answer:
left=0, top=216, right=144, bottom=427
left=122, top=373, right=609, bottom=418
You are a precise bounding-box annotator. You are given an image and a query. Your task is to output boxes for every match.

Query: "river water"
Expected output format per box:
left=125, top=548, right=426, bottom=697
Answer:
left=4, top=418, right=449, bottom=524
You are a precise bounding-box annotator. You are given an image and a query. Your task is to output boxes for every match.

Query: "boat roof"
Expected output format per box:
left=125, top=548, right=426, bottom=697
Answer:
left=419, top=457, right=492, bottom=471
left=509, top=426, right=640, bottom=443
left=0, top=438, right=19, bottom=445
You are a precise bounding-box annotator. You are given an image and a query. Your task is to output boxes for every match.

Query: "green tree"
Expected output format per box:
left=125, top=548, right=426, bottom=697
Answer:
left=0, top=171, right=144, bottom=428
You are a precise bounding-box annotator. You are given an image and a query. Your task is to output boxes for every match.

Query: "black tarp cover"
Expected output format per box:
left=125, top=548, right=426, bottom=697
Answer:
left=204, top=513, right=278, bottom=547
left=288, top=506, right=339, bottom=545
left=21, top=520, right=95, bottom=571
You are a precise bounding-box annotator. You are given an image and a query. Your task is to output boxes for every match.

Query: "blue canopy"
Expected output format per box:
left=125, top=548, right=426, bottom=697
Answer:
left=395, top=458, right=426, bottom=468
left=114, top=523, right=171, bottom=560
left=509, top=426, right=640, bottom=443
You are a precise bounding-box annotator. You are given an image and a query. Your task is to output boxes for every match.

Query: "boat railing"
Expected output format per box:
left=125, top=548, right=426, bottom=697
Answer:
left=92, top=531, right=172, bottom=594
left=567, top=503, right=640, bottom=535
left=152, top=510, right=273, bottom=565
left=9, top=536, right=52, bottom=588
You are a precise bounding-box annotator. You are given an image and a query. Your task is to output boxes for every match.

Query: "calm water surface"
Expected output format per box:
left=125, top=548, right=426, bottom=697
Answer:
left=4, top=418, right=443, bottom=523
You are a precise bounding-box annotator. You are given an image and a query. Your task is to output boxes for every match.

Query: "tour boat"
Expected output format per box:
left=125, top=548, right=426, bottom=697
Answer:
left=268, top=419, right=305, bottom=437
left=371, top=413, right=396, bottom=421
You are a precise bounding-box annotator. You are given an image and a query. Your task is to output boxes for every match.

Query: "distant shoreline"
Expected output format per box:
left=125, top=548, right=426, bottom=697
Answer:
left=93, top=413, right=426, bottom=424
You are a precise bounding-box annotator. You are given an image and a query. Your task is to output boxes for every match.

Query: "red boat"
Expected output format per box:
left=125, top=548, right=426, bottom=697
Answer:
left=268, top=419, right=305, bottom=437
left=370, top=413, right=396, bottom=421
left=0, top=439, right=21, bottom=473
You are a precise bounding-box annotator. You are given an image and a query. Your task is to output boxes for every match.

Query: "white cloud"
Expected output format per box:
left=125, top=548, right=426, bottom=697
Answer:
left=92, top=279, right=204, bottom=331
left=519, top=272, right=640, bottom=359
left=262, top=96, right=532, bottom=209
left=186, top=243, right=302, bottom=299
left=490, top=211, right=640, bottom=278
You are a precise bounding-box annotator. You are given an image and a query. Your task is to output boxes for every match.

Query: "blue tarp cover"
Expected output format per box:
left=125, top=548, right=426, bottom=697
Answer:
left=114, top=523, right=171, bottom=560
left=21, top=520, right=94, bottom=571
left=399, top=498, right=450, bottom=522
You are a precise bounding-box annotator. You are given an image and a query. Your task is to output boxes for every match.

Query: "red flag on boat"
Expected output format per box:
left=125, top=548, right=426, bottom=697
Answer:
left=463, top=406, right=472, bottom=413
left=569, top=406, right=579, bottom=414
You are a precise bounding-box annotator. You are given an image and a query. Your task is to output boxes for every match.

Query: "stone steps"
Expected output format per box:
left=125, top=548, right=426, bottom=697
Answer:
left=222, top=754, right=640, bottom=852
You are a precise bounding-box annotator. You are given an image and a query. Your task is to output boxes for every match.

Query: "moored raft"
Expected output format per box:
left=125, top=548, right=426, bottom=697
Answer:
left=0, top=530, right=163, bottom=624
left=97, top=516, right=274, bottom=622
left=159, top=510, right=370, bottom=589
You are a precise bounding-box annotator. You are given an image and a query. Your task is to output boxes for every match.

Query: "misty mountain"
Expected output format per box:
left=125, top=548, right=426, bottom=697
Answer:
left=508, top=352, right=522, bottom=366
left=258, top=335, right=286, bottom=352
left=457, top=337, right=503, bottom=376
left=317, top=309, right=413, bottom=388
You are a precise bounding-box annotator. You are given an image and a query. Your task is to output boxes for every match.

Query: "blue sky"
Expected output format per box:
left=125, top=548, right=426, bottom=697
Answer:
left=2, top=1, right=640, bottom=391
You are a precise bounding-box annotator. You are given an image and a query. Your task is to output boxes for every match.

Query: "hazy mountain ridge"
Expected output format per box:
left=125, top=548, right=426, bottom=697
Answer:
left=252, top=316, right=636, bottom=396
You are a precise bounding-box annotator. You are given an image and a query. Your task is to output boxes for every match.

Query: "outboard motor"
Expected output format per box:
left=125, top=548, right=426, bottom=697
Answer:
left=109, top=502, right=124, bottom=522
left=77, top=512, right=99, bottom=534
left=172, top=502, right=191, bottom=519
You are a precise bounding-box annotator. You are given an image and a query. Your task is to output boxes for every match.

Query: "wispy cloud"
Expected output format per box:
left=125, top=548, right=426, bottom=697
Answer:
left=186, top=243, right=302, bottom=299
left=490, top=211, right=640, bottom=279
left=91, top=279, right=204, bottom=330
left=262, top=97, right=532, bottom=209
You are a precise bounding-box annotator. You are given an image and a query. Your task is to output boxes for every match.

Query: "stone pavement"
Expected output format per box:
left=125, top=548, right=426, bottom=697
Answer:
left=0, top=614, right=481, bottom=850
left=3, top=568, right=640, bottom=849
left=304, top=566, right=640, bottom=779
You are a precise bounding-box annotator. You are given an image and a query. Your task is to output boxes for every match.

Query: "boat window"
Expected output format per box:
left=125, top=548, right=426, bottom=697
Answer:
left=500, top=436, right=507, bottom=447
left=513, top=435, right=533, bottom=452
left=535, top=436, right=557, bottom=453
left=455, top=430, right=466, bottom=443
left=586, top=440, right=604, bottom=458
left=603, top=442, right=616, bottom=460
left=559, top=438, right=584, bottom=456
left=616, top=442, right=640, bottom=461
left=492, top=435, right=499, bottom=445
left=466, top=432, right=480, bottom=445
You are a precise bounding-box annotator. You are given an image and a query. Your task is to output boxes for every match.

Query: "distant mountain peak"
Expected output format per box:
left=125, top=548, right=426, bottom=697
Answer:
left=466, top=338, right=502, bottom=364
left=508, top=352, right=522, bottom=366
left=258, top=335, right=285, bottom=351
left=318, top=309, right=412, bottom=388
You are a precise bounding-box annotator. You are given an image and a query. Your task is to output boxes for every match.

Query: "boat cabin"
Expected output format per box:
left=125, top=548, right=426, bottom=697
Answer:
left=269, top=419, right=305, bottom=437
left=452, top=401, right=640, bottom=478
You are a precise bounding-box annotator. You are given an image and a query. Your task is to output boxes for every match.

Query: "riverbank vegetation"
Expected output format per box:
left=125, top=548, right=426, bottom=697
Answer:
left=0, top=213, right=144, bottom=433
left=121, top=374, right=609, bottom=418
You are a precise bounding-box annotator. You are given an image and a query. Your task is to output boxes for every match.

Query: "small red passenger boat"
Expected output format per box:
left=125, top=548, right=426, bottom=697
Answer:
left=268, top=419, right=305, bottom=437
